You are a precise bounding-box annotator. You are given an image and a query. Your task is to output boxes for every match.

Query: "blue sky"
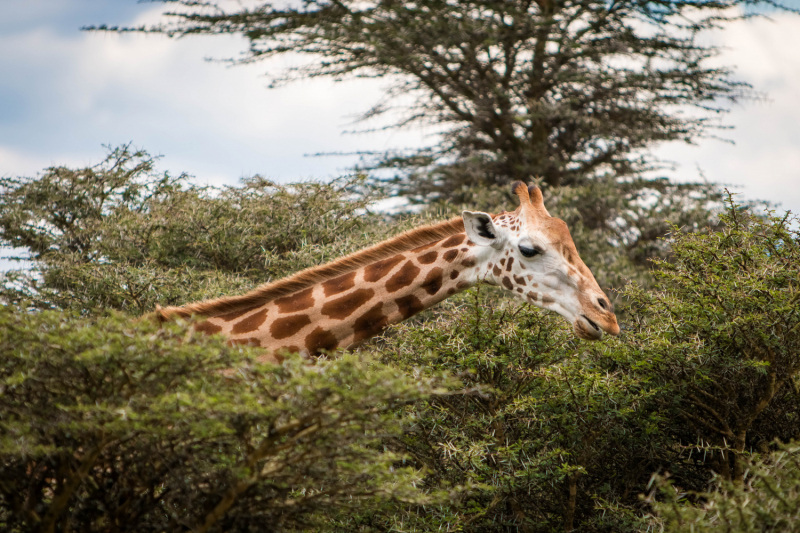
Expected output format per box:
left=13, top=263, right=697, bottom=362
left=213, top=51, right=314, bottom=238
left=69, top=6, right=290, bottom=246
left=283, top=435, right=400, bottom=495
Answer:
left=1, top=0, right=799, bottom=214
left=0, top=0, right=427, bottom=187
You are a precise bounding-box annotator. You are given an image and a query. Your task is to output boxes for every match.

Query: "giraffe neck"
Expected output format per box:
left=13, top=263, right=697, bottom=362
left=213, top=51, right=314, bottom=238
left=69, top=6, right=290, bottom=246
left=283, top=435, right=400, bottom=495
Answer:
left=195, top=232, right=489, bottom=360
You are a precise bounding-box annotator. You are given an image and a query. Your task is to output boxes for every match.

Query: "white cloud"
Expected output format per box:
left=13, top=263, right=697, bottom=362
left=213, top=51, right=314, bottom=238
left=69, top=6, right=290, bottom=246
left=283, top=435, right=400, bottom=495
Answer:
left=0, top=4, right=428, bottom=185
left=0, top=146, right=58, bottom=177
left=651, top=11, right=800, bottom=214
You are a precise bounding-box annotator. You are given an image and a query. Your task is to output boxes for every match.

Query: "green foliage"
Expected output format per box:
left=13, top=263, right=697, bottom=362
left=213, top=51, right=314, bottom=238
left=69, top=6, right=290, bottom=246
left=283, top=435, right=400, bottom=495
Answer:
left=3, top=151, right=799, bottom=533
left=652, top=444, right=800, bottom=532
left=327, top=289, right=656, bottom=533
left=618, top=201, right=800, bottom=483
left=0, top=306, right=443, bottom=533
left=0, top=145, right=384, bottom=314
left=2, top=145, right=757, bottom=318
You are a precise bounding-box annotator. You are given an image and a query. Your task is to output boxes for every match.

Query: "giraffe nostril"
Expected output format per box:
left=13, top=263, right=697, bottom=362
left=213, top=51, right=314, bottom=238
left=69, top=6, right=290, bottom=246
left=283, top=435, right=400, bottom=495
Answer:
left=597, top=298, right=609, bottom=311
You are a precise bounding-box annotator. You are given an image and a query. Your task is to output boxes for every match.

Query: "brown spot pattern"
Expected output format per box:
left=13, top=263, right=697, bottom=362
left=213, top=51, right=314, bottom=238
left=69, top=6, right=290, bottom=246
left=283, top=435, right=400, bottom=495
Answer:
left=517, top=288, right=523, bottom=293
left=450, top=270, right=460, bottom=280
left=456, top=281, right=470, bottom=290
left=217, top=305, right=260, bottom=322
left=306, top=327, right=339, bottom=354
left=461, top=257, right=476, bottom=267
left=395, top=295, right=424, bottom=320
left=229, top=337, right=261, bottom=347
left=502, top=276, right=513, bottom=290
left=418, top=251, right=438, bottom=264
left=443, top=249, right=458, bottom=262
left=542, top=295, right=555, bottom=304
left=322, top=271, right=357, bottom=297
left=275, top=287, right=315, bottom=314
left=364, top=254, right=405, bottom=282
left=421, top=267, right=443, bottom=295
left=353, top=303, right=390, bottom=342
left=506, top=257, right=514, bottom=271
left=321, top=288, right=375, bottom=319
left=232, top=308, right=269, bottom=334
left=528, top=292, right=538, bottom=302
left=513, top=275, right=527, bottom=286
left=442, top=234, right=466, bottom=248
left=386, top=261, right=421, bottom=293
left=493, top=265, right=502, bottom=276
left=261, top=352, right=285, bottom=365
left=195, top=320, right=222, bottom=335
left=500, top=258, right=506, bottom=266
left=275, top=345, right=300, bottom=355
left=270, top=314, right=311, bottom=340
left=447, top=288, right=456, bottom=295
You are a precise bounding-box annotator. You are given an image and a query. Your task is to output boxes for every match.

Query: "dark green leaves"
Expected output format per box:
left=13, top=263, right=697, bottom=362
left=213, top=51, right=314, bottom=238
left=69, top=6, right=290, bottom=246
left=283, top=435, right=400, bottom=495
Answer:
left=95, top=0, right=793, bottom=193
left=0, top=307, right=442, bottom=533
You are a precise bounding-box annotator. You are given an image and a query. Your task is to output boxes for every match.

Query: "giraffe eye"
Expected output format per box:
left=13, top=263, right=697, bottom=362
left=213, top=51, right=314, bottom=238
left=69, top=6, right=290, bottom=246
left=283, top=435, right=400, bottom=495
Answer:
left=519, top=245, right=540, bottom=258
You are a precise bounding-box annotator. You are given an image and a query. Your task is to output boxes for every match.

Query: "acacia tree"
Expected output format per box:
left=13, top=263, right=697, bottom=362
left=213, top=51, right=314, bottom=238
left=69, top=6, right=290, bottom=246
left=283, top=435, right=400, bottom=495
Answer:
left=95, top=0, right=791, bottom=193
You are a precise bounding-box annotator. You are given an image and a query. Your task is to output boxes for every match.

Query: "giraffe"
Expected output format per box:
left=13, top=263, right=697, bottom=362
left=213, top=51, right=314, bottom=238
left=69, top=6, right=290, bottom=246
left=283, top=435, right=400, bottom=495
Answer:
left=155, top=182, right=619, bottom=363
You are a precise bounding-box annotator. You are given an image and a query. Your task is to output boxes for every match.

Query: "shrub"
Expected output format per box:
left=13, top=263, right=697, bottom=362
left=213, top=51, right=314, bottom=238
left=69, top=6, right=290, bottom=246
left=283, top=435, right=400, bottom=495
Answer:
left=618, top=200, right=800, bottom=484
left=332, top=197, right=800, bottom=533
left=3, top=150, right=798, bottom=533
left=0, top=145, right=384, bottom=314
left=0, top=306, right=442, bottom=532
left=651, top=444, right=800, bottom=532
left=336, top=289, right=657, bottom=533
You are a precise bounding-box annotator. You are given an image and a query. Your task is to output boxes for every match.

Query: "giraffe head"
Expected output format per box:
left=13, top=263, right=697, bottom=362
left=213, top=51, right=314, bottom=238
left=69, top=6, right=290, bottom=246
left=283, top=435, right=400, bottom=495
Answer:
left=462, top=181, right=620, bottom=340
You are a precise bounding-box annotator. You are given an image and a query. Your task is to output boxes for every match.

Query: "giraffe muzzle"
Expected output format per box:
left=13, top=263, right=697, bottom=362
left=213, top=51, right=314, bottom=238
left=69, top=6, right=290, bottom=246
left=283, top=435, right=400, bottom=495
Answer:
left=574, top=314, right=604, bottom=341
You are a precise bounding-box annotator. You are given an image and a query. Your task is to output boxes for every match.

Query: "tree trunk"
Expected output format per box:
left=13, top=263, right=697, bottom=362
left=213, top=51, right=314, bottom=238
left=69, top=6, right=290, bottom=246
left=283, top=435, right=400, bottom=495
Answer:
left=563, top=472, right=578, bottom=532
left=39, top=439, right=111, bottom=533
left=713, top=448, right=731, bottom=481
left=732, top=432, right=747, bottom=484
left=527, top=0, right=558, bottom=187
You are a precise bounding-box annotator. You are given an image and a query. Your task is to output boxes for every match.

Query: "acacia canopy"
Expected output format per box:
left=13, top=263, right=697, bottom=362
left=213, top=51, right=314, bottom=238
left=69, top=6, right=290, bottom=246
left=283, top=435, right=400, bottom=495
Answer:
left=94, top=0, right=791, bottom=190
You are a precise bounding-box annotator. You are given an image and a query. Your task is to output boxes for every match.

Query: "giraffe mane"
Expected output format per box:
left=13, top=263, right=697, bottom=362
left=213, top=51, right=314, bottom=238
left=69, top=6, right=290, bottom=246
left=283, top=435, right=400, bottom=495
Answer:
left=152, top=216, right=467, bottom=321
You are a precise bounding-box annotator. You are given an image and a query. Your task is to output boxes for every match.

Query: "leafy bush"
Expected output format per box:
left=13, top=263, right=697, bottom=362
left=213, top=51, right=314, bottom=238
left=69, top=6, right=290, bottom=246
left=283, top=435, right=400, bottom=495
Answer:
left=326, top=198, right=800, bottom=533
left=317, top=289, right=655, bottom=533
left=0, top=145, right=384, bottom=314
left=651, top=444, right=800, bottom=532
left=2, top=146, right=755, bottom=318
left=618, top=201, right=800, bottom=484
left=0, top=306, right=443, bottom=533
left=3, top=149, right=798, bottom=533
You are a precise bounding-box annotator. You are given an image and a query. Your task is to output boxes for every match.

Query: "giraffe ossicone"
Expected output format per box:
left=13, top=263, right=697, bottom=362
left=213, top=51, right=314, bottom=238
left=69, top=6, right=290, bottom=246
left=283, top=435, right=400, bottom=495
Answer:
left=156, top=181, right=619, bottom=363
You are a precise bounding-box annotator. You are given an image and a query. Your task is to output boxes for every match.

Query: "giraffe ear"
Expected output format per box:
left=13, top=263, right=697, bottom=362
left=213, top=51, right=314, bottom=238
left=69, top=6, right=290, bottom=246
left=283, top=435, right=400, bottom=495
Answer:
left=462, top=211, right=503, bottom=249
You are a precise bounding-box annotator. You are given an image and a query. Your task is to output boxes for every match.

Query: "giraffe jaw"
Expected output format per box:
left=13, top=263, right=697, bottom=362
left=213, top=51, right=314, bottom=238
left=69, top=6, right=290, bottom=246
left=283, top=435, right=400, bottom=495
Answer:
left=537, top=298, right=606, bottom=341
left=574, top=314, right=604, bottom=341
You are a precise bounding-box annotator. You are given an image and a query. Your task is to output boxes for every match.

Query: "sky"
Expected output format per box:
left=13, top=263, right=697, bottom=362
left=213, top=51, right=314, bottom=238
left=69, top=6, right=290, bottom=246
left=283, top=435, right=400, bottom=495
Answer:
left=1, top=2, right=799, bottom=225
